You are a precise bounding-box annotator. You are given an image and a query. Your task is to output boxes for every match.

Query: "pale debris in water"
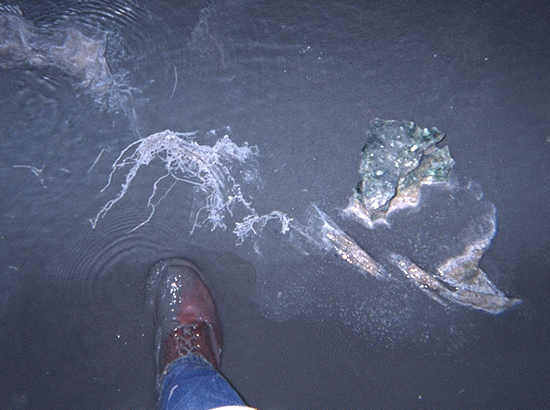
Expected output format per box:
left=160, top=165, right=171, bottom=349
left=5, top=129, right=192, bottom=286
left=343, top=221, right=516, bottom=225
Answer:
left=0, top=13, right=113, bottom=96
left=234, top=211, right=292, bottom=242
left=387, top=194, right=521, bottom=314
left=342, top=119, right=519, bottom=314
left=291, top=204, right=388, bottom=279
left=90, top=129, right=291, bottom=241
left=90, top=130, right=258, bottom=231
left=390, top=253, right=521, bottom=314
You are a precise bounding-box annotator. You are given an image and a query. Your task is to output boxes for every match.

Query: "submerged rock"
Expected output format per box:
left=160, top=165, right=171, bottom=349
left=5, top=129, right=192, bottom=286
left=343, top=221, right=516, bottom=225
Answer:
left=343, top=119, right=520, bottom=314
left=344, top=119, right=454, bottom=228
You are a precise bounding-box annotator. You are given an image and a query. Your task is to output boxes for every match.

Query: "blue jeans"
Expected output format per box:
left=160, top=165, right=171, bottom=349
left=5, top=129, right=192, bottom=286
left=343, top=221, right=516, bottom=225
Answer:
left=159, top=355, right=247, bottom=410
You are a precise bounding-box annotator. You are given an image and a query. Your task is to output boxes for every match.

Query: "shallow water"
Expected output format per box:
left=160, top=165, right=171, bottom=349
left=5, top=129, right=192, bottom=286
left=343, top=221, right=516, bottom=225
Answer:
left=1, top=0, right=549, bottom=409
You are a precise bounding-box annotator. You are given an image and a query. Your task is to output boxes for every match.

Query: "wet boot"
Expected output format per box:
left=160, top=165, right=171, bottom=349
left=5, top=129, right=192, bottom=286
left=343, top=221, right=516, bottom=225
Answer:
left=147, top=258, right=222, bottom=378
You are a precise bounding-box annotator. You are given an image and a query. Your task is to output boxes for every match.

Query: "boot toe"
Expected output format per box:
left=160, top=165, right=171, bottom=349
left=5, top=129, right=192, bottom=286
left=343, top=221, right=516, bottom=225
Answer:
left=147, top=258, right=223, bottom=371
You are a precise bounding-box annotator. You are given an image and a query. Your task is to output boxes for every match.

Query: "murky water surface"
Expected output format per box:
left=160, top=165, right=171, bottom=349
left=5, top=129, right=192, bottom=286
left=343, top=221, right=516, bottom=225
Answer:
left=1, top=0, right=549, bottom=409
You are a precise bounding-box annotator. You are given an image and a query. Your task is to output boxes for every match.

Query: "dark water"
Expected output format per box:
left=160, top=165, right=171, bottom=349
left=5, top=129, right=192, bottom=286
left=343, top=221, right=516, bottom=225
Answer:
left=1, top=0, right=549, bottom=409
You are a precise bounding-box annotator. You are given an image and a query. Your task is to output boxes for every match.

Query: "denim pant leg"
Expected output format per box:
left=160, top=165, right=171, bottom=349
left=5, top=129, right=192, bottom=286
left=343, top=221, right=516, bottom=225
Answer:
left=159, top=355, right=246, bottom=410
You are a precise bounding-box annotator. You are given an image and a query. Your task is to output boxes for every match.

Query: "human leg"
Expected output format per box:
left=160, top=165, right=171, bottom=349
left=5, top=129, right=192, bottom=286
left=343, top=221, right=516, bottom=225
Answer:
left=147, top=258, right=247, bottom=410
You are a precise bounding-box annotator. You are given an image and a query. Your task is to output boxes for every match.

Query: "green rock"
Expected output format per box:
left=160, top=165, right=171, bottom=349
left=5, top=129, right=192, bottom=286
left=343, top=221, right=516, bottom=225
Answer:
left=345, top=119, right=453, bottom=227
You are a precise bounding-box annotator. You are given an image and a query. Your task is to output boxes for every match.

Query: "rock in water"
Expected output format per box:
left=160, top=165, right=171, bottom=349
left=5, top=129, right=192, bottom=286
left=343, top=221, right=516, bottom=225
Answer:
left=344, top=119, right=454, bottom=228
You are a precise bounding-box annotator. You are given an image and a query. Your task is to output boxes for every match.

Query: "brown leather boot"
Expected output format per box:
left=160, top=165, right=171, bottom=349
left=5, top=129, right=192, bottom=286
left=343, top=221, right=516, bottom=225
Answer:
left=147, top=258, right=222, bottom=376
